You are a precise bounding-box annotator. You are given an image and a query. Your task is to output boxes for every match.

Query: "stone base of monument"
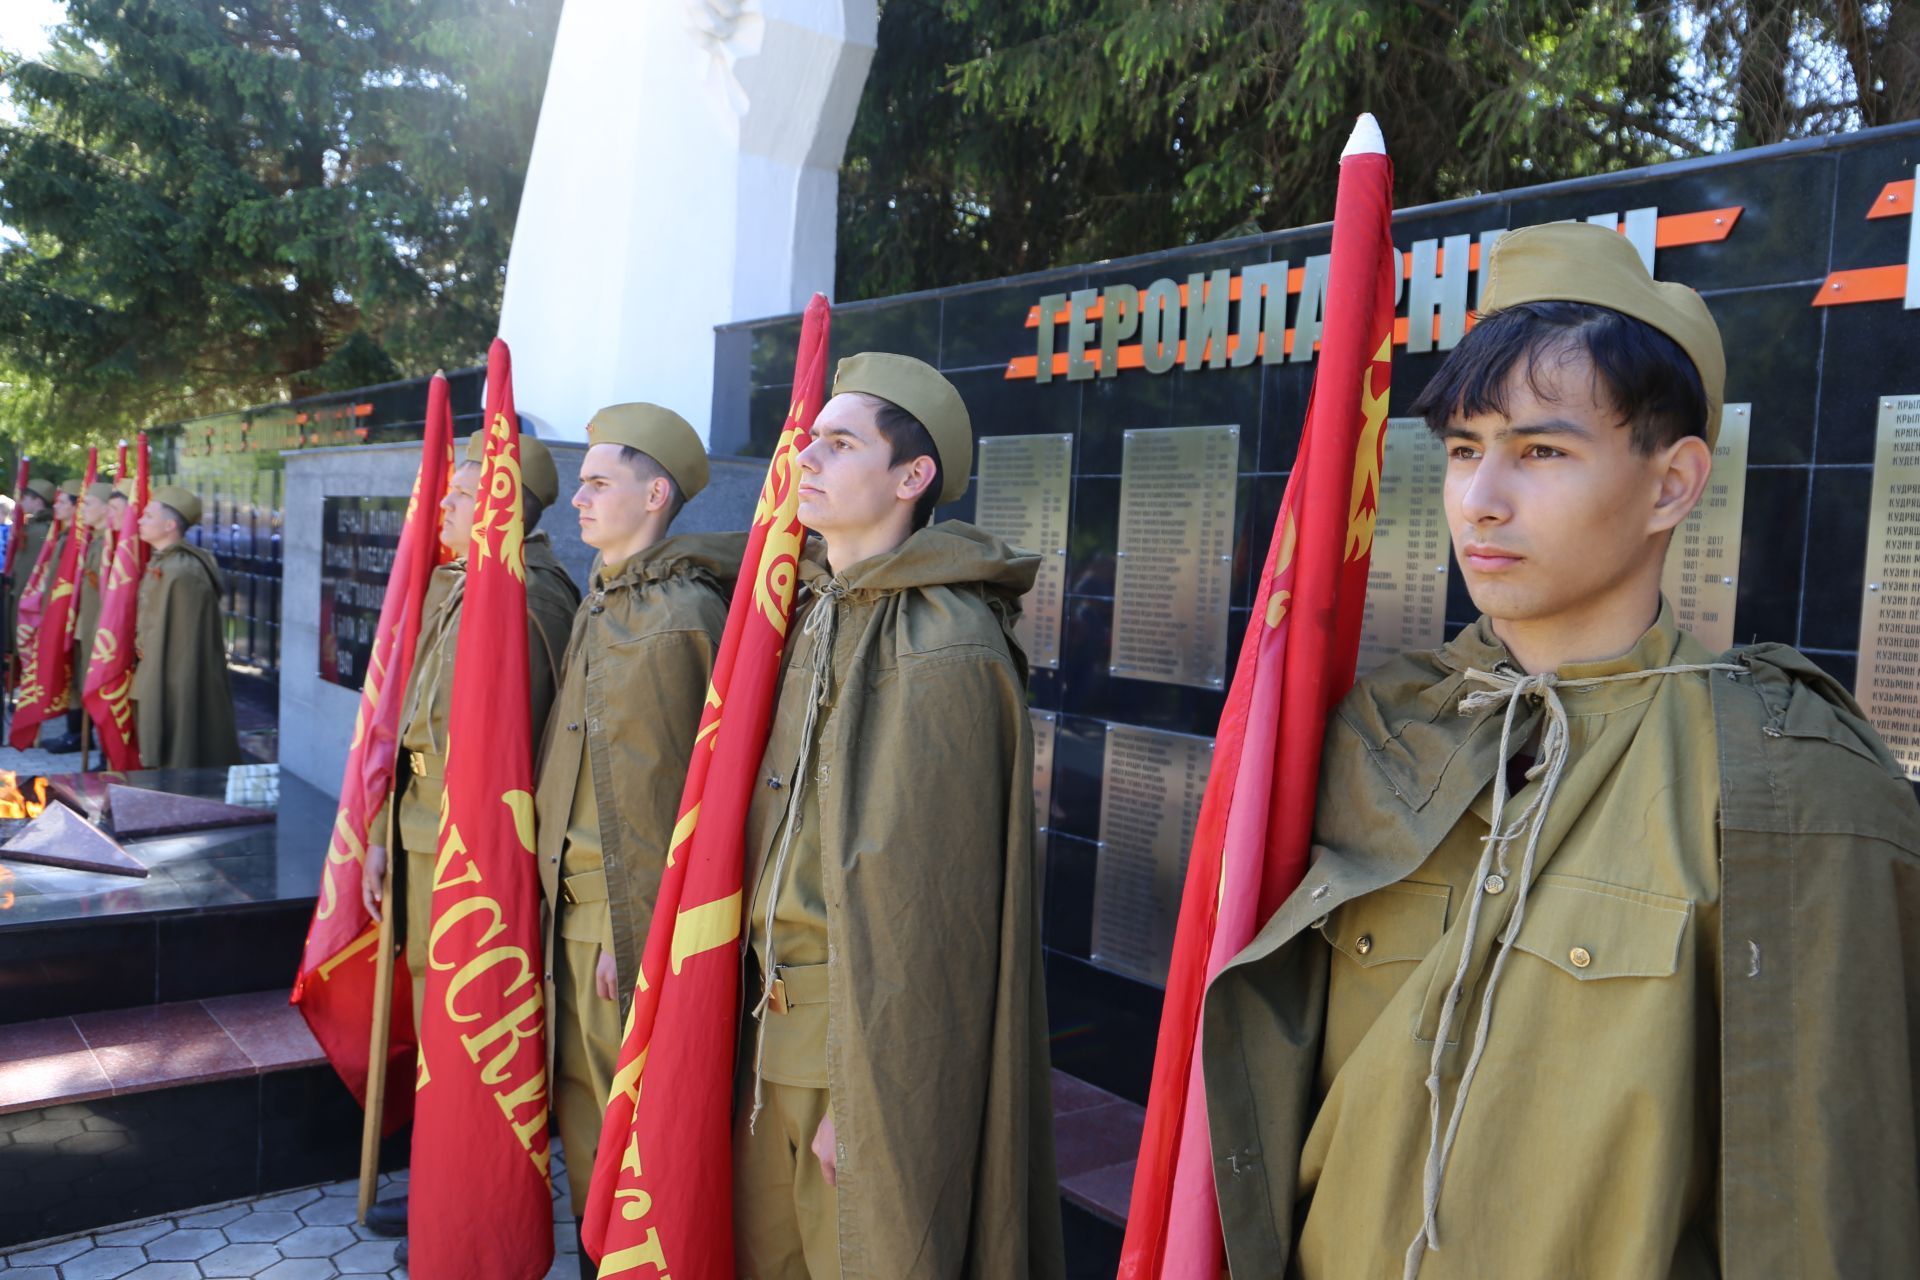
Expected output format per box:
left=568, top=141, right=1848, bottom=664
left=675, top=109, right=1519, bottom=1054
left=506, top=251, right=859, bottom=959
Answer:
left=0, top=765, right=402, bottom=1248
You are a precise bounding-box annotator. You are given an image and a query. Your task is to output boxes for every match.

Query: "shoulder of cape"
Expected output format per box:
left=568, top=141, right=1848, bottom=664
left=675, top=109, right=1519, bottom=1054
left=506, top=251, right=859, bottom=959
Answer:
left=880, top=581, right=1030, bottom=669
left=1718, top=642, right=1920, bottom=852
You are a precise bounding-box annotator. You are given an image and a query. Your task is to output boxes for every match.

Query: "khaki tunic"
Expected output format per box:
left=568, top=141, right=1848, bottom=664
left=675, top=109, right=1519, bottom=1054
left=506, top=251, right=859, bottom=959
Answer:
left=73, top=532, right=107, bottom=700
left=131, top=542, right=241, bottom=769
left=387, top=532, right=579, bottom=1029
left=733, top=523, right=1065, bottom=1280
left=530, top=532, right=736, bottom=1212
left=1202, top=605, right=1920, bottom=1279
left=1297, top=609, right=1720, bottom=1277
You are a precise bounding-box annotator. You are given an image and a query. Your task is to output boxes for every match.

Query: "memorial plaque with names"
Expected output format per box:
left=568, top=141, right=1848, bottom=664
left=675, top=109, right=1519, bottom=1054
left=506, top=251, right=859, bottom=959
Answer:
left=1111, top=425, right=1239, bottom=688
left=318, top=495, right=407, bottom=688
left=1030, top=709, right=1057, bottom=896
left=1857, top=394, right=1920, bottom=780
left=1091, top=723, right=1214, bottom=986
left=975, top=435, right=1072, bottom=669
left=1358, top=418, right=1450, bottom=670
left=1661, top=403, right=1752, bottom=653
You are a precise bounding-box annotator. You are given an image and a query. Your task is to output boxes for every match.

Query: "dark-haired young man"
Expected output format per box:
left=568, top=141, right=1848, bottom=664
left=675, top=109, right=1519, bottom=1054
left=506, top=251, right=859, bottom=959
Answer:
left=132, top=485, right=242, bottom=767
left=1201, top=222, right=1920, bottom=1278
left=733, top=353, right=1064, bottom=1279
left=530, top=403, right=735, bottom=1245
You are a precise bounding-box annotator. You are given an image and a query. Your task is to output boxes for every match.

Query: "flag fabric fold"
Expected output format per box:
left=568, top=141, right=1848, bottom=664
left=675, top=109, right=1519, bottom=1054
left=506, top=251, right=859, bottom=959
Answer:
left=581, top=293, right=830, bottom=1279
left=12, top=449, right=98, bottom=750
left=84, top=436, right=150, bottom=771
left=409, top=341, right=554, bottom=1280
left=291, top=379, right=454, bottom=1131
left=5, top=457, right=29, bottom=691
left=1119, top=114, right=1398, bottom=1279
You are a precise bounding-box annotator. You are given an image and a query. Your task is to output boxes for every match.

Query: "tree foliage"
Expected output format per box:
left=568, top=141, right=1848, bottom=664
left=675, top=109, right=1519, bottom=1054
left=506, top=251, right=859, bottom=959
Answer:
left=836, top=0, right=1920, bottom=301
left=0, top=0, right=562, bottom=455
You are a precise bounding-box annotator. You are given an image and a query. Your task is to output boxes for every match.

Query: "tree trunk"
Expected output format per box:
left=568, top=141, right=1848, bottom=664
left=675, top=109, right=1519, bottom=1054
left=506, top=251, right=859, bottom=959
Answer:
left=1734, top=0, right=1795, bottom=148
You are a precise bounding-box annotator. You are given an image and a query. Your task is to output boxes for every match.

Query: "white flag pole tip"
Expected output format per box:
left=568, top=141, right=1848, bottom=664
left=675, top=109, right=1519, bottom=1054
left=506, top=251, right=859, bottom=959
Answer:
left=1341, top=113, right=1387, bottom=158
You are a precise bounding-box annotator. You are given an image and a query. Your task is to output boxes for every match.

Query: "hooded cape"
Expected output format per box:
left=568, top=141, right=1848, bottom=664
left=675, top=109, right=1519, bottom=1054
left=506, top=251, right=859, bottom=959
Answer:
left=534, top=530, right=741, bottom=1007
left=745, top=521, right=1066, bottom=1279
left=1199, top=622, right=1920, bottom=1279
left=132, top=541, right=242, bottom=769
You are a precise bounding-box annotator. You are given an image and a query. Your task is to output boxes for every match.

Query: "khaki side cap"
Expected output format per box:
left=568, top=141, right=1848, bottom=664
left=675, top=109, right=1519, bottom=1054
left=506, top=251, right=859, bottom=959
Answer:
left=25, top=479, right=54, bottom=502
left=152, top=484, right=202, bottom=527
left=584, top=403, right=709, bottom=498
left=832, top=352, right=972, bottom=506
left=1479, top=221, right=1726, bottom=447
left=86, top=482, right=116, bottom=503
left=462, top=431, right=560, bottom=507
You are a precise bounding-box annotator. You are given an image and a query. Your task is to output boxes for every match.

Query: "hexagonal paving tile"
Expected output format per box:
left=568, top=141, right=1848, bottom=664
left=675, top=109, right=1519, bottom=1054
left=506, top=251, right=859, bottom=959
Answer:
left=200, top=1240, right=292, bottom=1278
left=253, top=1187, right=324, bottom=1213
left=91, top=1220, right=172, bottom=1248
left=331, top=1239, right=405, bottom=1273
left=319, top=1177, right=360, bottom=1197
left=0, top=1236, right=90, bottom=1267
left=6, top=1266, right=62, bottom=1280
left=143, top=1226, right=229, bottom=1261
left=298, top=1195, right=361, bottom=1226
left=224, top=1209, right=307, bottom=1242
left=54, top=1246, right=147, bottom=1280
left=176, top=1203, right=251, bottom=1229
left=122, top=1264, right=205, bottom=1279
left=280, top=1225, right=359, bottom=1258
left=11, top=1116, right=84, bottom=1143
left=259, top=1257, right=340, bottom=1279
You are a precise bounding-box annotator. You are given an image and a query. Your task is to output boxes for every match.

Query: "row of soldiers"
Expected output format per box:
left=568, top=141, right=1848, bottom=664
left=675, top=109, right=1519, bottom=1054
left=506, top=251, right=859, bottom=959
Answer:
left=353, top=224, right=1920, bottom=1280
left=3, top=475, right=239, bottom=768
left=357, top=352, right=1053, bottom=1277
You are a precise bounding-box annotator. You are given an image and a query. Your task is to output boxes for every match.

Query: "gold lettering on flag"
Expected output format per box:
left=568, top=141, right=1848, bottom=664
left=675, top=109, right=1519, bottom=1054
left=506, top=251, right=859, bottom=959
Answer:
left=665, top=804, right=699, bottom=869
left=503, top=789, right=536, bottom=853
left=1265, top=510, right=1299, bottom=629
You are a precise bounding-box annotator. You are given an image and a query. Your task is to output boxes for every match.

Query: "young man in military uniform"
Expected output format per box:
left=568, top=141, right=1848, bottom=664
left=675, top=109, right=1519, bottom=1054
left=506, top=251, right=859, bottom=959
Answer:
left=357, top=431, right=579, bottom=1251
left=1200, top=222, right=1920, bottom=1278
left=733, top=353, right=1064, bottom=1279
left=131, top=485, right=242, bottom=768
left=529, top=404, right=735, bottom=1260
left=6, top=478, right=55, bottom=690
left=64, top=481, right=118, bottom=755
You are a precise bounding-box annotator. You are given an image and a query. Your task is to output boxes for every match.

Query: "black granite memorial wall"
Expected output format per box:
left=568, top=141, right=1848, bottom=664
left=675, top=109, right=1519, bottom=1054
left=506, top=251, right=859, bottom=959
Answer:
left=711, top=122, right=1920, bottom=1105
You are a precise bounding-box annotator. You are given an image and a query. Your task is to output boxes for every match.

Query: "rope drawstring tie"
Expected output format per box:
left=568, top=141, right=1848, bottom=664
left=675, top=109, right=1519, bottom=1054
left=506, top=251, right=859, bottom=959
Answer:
left=746, top=580, right=848, bottom=1135
left=1402, top=658, right=1740, bottom=1280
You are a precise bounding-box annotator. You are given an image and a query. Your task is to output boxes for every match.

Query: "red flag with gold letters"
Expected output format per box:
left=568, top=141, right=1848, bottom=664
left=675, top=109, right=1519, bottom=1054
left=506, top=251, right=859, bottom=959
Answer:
left=1120, top=115, right=1397, bottom=1279
left=12, top=449, right=97, bottom=749
left=83, top=436, right=149, bottom=770
left=290, top=379, right=454, bottom=1131
left=581, top=295, right=829, bottom=1278
left=409, top=340, right=553, bottom=1280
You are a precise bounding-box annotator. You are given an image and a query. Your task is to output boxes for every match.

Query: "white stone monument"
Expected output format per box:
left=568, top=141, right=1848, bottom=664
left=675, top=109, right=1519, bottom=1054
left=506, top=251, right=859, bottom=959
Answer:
left=498, top=0, right=877, bottom=444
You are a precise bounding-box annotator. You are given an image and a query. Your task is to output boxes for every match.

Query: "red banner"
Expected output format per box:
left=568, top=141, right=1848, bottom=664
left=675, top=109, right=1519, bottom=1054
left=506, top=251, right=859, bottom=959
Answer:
left=409, top=340, right=553, bottom=1280
left=11, top=498, right=59, bottom=696
left=12, top=450, right=97, bottom=749
left=83, top=437, right=150, bottom=770
left=582, top=294, right=829, bottom=1278
left=1119, top=116, right=1397, bottom=1279
left=291, top=379, right=455, bottom=1129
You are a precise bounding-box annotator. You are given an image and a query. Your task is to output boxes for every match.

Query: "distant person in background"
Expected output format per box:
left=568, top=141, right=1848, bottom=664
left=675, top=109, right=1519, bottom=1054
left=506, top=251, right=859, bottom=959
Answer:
left=132, top=485, right=242, bottom=768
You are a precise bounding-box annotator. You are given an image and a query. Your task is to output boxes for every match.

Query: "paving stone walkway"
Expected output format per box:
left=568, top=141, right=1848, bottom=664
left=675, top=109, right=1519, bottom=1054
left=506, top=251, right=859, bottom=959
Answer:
left=0, top=1148, right=585, bottom=1280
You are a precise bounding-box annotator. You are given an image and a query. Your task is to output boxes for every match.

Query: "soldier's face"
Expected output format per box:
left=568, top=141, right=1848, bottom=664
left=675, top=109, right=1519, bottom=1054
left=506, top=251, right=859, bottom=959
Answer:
left=19, top=493, right=44, bottom=516
left=137, top=500, right=177, bottom=546
left=573, top=444, right=666, bottom=558
left=80, top=495, right=108, bottom=529
left=108, top=496, right=128, bottom=526
left=795, top=394, right=934, bottom=541
left=1441, top=349, right=1705, bottom=640
left=53, top=493, right=73, bottom=521
left=441, top=463, right=480, bottom=557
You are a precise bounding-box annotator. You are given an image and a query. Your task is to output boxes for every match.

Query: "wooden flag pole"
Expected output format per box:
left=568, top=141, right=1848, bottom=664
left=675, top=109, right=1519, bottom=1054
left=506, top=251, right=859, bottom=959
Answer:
left=357, top=810, right=401, bottom=1223
left=78, top=712, right=90, bottom=772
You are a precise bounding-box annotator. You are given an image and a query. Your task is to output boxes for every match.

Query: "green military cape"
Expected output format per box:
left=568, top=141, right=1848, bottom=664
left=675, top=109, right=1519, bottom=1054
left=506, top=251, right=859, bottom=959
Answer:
left=755, top=522, right=1065, bottom=1279
left=132, top=542, right=241, bottom=769
left=533, top=531, right=740, bottom=1011
left=1200, top=630, right=1920, bottom=1278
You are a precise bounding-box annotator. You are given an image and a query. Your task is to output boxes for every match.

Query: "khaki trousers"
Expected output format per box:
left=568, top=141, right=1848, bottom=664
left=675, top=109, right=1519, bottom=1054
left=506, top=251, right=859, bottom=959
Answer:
left=404, top=843, right=434, bottom=1039
left=553, top=930, right=621, bottom=1216
left=733, top=1077, right=840, bottom=1280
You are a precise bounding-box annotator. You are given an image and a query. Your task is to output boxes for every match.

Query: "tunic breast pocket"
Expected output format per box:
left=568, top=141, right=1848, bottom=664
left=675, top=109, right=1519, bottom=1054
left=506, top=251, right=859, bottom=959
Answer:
left=1319, top=880, right=1452, bottom=968
left=1509, top=874, right=1693, bottom=981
